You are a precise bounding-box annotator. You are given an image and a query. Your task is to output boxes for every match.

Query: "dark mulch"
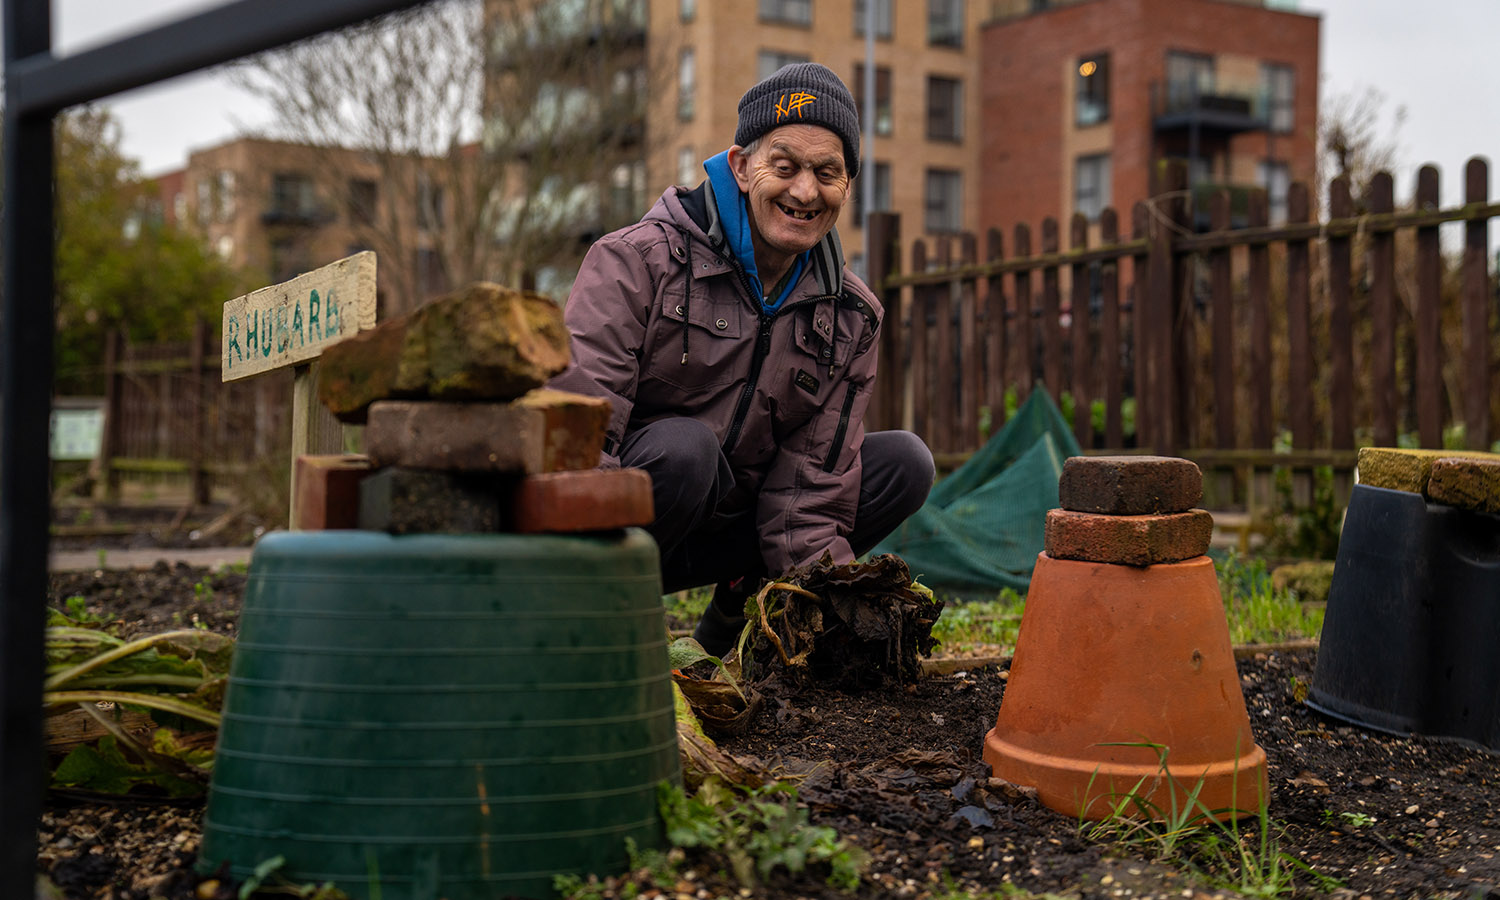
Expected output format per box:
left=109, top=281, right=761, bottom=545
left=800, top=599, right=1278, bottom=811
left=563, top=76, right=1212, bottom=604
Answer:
left=36, top=564, right=1500, bottom=900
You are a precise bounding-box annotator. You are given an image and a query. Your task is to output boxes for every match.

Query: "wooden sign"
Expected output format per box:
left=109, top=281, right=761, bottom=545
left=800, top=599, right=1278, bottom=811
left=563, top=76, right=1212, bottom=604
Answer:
left=222, top=251, right=377, bottom=381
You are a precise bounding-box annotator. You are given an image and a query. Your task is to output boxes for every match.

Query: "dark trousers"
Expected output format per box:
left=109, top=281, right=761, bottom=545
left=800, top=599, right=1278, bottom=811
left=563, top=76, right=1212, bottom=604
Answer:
left=618, top=418, right=934, bottom=594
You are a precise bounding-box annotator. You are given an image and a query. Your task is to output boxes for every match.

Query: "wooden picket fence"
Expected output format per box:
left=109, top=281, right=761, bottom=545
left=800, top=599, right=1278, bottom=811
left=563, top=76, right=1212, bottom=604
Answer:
left=864, top=157, right=1499, bottom=511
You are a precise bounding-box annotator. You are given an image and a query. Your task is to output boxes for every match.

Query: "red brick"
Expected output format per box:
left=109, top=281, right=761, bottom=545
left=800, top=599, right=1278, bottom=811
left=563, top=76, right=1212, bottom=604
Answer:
left=363, top=389, right=610, bottom=474
left=510, top=468, right=654, bottom=534
left=1044, top=508, right=1213, bottom=566
left=1057, top=455, right=1202, bottom=515
left=293, top=454, right=373, bottom=530
left=1427, top=456, right=1500, bottom=515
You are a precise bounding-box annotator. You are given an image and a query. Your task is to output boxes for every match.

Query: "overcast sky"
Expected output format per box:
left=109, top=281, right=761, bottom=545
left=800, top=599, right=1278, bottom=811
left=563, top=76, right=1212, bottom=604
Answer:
left=41, top=0, right=1500, bottom=211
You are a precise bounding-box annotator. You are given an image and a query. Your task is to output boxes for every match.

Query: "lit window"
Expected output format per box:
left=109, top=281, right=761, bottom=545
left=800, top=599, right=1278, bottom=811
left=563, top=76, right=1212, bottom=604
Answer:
left=927, top=76, right=963, bottom=142
left=1076, top=53, right=1109, bottom=126
left=760, top=0, right=811, bottom=25
left=678, top=48, right=696, bottom=120
left=1074, top=154, right=1111, bottom=222
left=852, top=64, right=893, bottom=137
left=928, top=0, right=964, bottom=48
left=758, top=50, right=809, bottom=82
left=854, top=0, right=893, bottom=38
left=924, top=168, right=962, bottom=233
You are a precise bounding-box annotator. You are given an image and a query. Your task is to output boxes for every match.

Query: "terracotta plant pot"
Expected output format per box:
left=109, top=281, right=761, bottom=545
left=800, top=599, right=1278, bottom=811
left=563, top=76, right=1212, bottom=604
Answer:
left=983, top=552, right=1267, bottom=821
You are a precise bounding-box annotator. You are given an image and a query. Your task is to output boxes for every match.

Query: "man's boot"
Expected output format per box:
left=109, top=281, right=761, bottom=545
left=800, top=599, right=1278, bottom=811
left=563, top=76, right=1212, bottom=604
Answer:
left=691, top=577, right=753, bottom=658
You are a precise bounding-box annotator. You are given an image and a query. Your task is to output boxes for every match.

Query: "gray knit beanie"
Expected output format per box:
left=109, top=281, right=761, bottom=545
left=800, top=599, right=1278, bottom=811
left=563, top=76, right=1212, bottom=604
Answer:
left=735, top=62, right=861, bottom=179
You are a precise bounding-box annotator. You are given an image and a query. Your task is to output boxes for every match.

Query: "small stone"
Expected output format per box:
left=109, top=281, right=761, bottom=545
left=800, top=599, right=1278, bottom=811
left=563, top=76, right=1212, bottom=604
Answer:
left=1426, top=456, right=1500, bottom=514
left=1057, top=455, right=1203, bottom=515
left=1044, top=508, right=1213, bottom=566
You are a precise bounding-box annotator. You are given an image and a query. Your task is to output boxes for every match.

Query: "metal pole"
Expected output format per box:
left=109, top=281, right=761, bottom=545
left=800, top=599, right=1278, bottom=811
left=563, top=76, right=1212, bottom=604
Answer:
left=1, top=0, right=55, bottom=894
left=861, top=0, right=876, bottom=268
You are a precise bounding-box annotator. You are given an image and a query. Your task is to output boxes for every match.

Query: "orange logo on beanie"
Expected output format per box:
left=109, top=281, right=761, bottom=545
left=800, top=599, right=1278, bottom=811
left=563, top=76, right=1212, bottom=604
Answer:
left=774, top=91, right=817, bottom=122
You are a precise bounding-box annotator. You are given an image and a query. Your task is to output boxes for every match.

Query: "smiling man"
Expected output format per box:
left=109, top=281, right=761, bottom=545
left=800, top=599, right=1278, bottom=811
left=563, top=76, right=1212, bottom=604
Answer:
left=550, top=63, right=934, bottom=655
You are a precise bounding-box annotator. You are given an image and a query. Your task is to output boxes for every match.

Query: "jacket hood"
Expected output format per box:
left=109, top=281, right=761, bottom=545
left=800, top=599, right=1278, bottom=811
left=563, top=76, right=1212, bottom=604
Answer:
left=645, top=162, right=850, bottom=305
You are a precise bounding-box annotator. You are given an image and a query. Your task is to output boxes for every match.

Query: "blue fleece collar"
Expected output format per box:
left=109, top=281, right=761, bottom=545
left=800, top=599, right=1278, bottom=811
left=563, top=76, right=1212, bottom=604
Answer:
left=704, top=150, right=807, bottom=314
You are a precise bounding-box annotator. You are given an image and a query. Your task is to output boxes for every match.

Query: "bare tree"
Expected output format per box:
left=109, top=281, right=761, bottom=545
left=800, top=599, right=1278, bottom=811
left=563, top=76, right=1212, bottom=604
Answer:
left=233, top=0, right=662, bottom=313
left=1318, top=85, right=1407, bottom=212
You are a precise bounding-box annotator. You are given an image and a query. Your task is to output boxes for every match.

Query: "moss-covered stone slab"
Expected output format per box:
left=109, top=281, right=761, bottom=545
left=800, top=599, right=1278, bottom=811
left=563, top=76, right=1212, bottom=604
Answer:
left=1426, top=457, right=1500, bottom=514
left=318, top=282, right=569, bottom=422
left=1356, top=447, right=1500, bottom=495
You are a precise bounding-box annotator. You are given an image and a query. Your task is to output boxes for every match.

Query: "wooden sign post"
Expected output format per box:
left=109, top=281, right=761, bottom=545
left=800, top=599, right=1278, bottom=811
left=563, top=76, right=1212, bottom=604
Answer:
left=222, top=251, right=377, bottom=525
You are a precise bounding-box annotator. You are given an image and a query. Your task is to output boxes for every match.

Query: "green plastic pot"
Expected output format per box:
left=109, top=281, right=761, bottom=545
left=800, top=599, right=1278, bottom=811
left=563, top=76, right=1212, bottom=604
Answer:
left=198, top=528, right=680, bottom=900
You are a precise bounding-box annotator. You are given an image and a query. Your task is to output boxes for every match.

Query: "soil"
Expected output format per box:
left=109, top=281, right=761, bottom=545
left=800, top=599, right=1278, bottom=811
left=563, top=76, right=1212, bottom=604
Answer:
left=36, top=562, right=1500, bottom=900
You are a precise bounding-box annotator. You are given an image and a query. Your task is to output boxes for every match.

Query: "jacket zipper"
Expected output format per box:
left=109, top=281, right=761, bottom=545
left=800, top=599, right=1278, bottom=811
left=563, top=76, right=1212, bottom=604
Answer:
left=724, top=314, right=773, bottom=453
left=822, top=382, right=859, bottom=473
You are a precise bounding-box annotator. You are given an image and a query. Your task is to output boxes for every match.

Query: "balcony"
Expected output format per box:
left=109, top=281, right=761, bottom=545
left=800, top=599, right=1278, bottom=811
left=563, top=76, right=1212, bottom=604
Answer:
left=1152, top=82, right=1267, bottom=135
left=1190, top=182, right=1257, bottom=232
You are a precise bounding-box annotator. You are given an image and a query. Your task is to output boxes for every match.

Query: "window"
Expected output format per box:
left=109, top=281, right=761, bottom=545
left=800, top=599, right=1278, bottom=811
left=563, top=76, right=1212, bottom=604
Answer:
left=678, top=48, right=696, bottom=120
left=1165, top=51, right=1214, bottom=110
left=215, top=170, right=236, bottom=222
left=758, top=50, right=809, bottom=82
left=680, top=0, right=695, bottom=22
left=1258, top=160, right=1290, bottom=225
left=1075, top=53, right=1109, bottom=126
left=924, top=169, right=962, bottom=233
left=1074, top=153, right=1111, bottom=222
left=348, top=179, right=378, bottom=226
left=928, top=0, right=964, bottom=47
left=608, top=160, right=647, bottom=222
left=854, top=0, right=892, bottom=39
left=1262, top=63, right=1294, bottom=133
left=851, top=161, right=892, bottom=226
left=927, top=76, right=963, bottom=142
left=195, top=178, right=212, bottom=226
left=270, top=172, right=317, bottom=218
left=852, top=64, right=893, bottom=137
left=759, top=0, right=811, bottom=25
left=678, top=146, right=700, bottom=186
left=417, top=177, right=444, bottom=232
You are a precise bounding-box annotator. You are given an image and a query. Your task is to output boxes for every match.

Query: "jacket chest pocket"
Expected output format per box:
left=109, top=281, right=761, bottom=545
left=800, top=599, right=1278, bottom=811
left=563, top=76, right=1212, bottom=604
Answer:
left=643, top=287, right=745, bottom=390
left=773, top=312, right=854, bottom=429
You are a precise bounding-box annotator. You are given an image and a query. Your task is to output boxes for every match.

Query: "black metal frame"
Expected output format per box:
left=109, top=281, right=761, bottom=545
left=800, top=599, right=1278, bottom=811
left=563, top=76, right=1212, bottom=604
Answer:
left=0, top=2, right=427, bottom=894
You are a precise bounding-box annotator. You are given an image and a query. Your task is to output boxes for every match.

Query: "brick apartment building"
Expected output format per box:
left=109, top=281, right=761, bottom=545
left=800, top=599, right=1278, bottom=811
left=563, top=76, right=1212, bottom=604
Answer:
left=646, top=0, right=989, bottom=276
left=980, top=0, right=1320, bottom=239
left=150, top=138, right=455, bottom=319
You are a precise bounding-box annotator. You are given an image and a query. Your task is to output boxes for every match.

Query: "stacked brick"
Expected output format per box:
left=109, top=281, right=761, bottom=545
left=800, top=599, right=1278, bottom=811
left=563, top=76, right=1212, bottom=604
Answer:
left=294, top=282, right=652, bottom=535
left=1356, top=447, right=1500, bottom=516
left=1045, top=456, right=1211, bottom=566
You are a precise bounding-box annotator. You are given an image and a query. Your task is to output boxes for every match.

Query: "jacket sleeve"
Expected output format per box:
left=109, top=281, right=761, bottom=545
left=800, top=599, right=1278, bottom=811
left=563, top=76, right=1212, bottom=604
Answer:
left=755, top=307, right=879, bottom=575
left=546, top=235, right=656, bottom=468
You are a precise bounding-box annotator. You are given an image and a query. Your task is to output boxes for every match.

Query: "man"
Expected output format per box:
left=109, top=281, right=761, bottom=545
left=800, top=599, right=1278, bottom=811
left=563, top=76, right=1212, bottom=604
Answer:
left=550, top=63, right=934, bottom=655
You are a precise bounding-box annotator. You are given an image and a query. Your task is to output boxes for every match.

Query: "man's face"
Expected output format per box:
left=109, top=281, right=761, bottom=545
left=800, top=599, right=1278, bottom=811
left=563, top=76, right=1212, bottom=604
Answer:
left=729, top=124, right=851, bottom=260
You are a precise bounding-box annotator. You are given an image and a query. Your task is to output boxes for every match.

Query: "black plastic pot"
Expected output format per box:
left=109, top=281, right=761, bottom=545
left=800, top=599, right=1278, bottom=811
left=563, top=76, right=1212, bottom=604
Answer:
left=1308, top=483, right=1500, bottom=752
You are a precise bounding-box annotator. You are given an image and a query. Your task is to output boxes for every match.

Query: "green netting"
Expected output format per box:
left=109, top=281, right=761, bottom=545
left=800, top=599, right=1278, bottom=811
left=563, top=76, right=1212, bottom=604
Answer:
left=872, top=389, right=1081, bottom=599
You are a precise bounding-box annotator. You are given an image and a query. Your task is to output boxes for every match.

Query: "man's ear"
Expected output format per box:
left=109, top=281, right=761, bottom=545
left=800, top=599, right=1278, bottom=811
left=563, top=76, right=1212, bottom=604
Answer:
left=727, top=145, right=753, bottom=193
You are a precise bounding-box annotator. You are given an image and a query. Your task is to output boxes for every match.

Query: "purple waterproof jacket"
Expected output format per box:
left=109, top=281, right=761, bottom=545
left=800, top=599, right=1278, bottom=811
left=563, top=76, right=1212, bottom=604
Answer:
left=549, top=183, right=882, bottom=576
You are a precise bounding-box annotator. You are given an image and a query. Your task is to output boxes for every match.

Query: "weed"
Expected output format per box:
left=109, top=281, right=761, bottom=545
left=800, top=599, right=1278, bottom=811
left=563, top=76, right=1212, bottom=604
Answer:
left=1265, top=465, right=1342, bottom=560
left=929, top=588, right=1026, bottom=652
left=1215, top=552, right=1324, bottom=645
left=63, top=595, right=113, bottom=626
left=1338, top=811, right=1375, bottom=828
left=554, top=839, right=681, bottom=900
left=1077, top=743, right=1341, bottom=897
left=658, top=779, right=867, bottom=891
left=232, top=854, right=348, bottom=898
left=96, top=548, right=108, bottom=568
left=661, top=586, right=711, bottom=626
left=193, top=578, right=215, bottom=603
